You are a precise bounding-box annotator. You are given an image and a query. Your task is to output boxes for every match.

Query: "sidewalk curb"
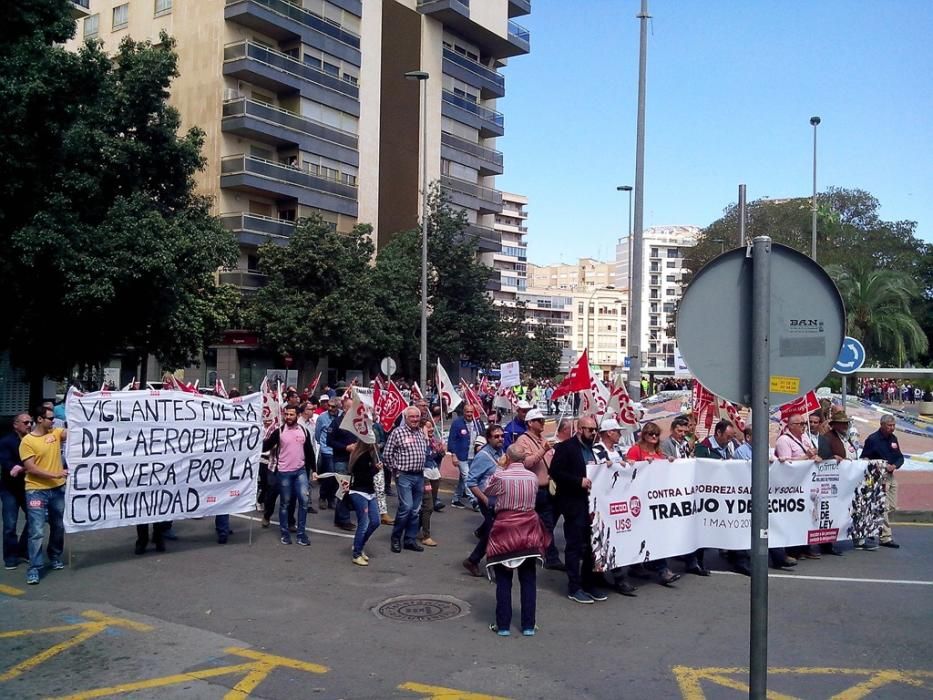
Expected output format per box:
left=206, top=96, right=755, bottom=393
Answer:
left=892, top=510, right=933, bottom=524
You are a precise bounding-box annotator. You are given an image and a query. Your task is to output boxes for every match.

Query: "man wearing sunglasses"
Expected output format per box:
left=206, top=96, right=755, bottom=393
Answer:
left=0, top=413, right=32, bottom=569
left=20, top=404, right=69, bottom=585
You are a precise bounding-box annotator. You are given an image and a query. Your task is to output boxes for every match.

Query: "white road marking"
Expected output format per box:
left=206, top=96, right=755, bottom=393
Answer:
left=712, top=570, right=933, bottom=585
left=232, top=513, right=354, bottom=539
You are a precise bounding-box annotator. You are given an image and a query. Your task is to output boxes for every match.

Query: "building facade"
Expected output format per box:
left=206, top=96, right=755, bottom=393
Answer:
left=528, top=258, right=613, bottom=291
left=63, top=0, right=530, bottom=389
left=485, top=191, right=528, bottom=305
left=614, top=225, right=699, bottom=373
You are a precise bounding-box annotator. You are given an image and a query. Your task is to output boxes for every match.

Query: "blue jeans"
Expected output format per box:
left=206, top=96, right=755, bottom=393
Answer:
left=349, top=493, right=380, bottom=556
left=333, top=461, right=352, bottom=526
left=391, top=472, right=424, bottom=543
left=26, top=486, right=65, bottom=576
left=454, top=459, right=475, bottom=503
left=278, top=470, right=309, bottom=537
left=215, top=515, right=230, bottom=538
left=1, top=488, right=28, bottom=567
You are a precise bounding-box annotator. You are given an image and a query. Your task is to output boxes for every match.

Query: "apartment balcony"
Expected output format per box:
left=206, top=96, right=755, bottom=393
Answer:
left=218, top=270, right=268, bottom=292
left=220, top=155, right=358, bottom=217
left=508, top=0, right=531, bottom=17
left=220, top=212, right=296, bottom=247
left=442, top=47, right=505, bottom=99
left=222, top=98, right=358, bottom=166
left=441, top=90, right=503, bottom=138
left=71, top=0, right=91, bottom=18
left=418, top=0, right=528, bottom=59
left=486, top=268, right=502, bottom=292
left=441, top=175, right=503, bottom=215
left=465, top=224, right=501, bottom=253
left=223, top=41, right=359, bottom=117
left=507, top=20, right=531, bottom=54
left=440, top=131, right=503, bottom=176
left=224, top=0, right=361, bottom=64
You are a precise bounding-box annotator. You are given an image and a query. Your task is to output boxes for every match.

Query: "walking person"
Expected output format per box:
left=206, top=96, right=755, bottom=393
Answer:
left=0, top=414, right=32, bottom=569
left=462, top=427, right=506, bottom=577
left=448, top=404, right=483, bottom=510
left=418, top=422, right=446, bottom=547
left=859, top=415, right=904, bottom=549
left=485, top=444, right=551, bottom=637
left=262, top=406, right=315, bottom=546
left=347, top=442, right=382, bottom=566
left=383, top=407, right=429, bottom=553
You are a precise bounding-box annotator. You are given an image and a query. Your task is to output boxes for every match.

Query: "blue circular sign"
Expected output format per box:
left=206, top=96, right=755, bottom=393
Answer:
left=833, top=336, right=865, bottom=374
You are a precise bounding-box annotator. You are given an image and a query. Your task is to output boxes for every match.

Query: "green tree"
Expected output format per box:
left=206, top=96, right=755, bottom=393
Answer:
left=372, top=189, right=500, bottom=376
left=245, top=215, right=380, bottom=370
left=0, top=4, right=237, bottom=397
left=826, top=265, right=929, bottom=366
left=494, top=302, right=561, bottom=379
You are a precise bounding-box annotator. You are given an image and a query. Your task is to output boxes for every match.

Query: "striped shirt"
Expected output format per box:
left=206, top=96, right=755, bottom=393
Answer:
left=483, top=462, right=538, bottom=513
left=383, top=424, right=428, bottom=473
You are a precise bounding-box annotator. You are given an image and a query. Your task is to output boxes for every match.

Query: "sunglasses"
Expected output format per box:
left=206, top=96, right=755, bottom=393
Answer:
left=643, top=431, right=660, bottom=437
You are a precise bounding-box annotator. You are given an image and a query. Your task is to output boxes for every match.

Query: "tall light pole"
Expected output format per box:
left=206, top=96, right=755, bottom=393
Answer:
left=628, top=0, right=650, bottom=400
left=810, top=115, right=820, bottom=261
left=406, top=70, right=430, bottom=389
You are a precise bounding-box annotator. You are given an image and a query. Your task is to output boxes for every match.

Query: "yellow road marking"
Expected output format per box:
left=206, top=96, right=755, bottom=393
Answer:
left=0, top=611, right=151, bottom=682
left=672, top=666, right=933, bottom=699
left=50, top=646, right=328, bottom=700
left=0, top=584, right=25, bottom=597
left=398, top=682, right=511, bottom=699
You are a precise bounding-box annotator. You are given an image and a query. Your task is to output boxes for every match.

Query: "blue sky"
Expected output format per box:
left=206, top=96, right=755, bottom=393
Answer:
left=496, top=0, right=933, bottom=265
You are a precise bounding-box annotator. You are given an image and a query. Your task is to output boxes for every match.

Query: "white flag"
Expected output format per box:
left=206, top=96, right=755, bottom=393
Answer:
left=339, top=388, right=375, bottom=444
left=436, top=359, right=462, bottom=415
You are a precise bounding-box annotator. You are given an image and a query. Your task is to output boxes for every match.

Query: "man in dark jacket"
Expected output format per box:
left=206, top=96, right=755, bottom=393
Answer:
left=0, top=414, right=31, bottom=569
left=550, top=416, right=608, bottom=604
left=327, top=397, right=356, bottom=531
left=860, top=415, right=904, bottom=549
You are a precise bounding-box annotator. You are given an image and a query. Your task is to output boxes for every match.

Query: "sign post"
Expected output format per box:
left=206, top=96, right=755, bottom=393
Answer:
left=833, top=336, right=866, bottom=410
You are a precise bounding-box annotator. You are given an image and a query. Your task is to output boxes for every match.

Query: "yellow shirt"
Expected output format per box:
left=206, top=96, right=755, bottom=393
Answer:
left=20, top=428, right=66, bottom=491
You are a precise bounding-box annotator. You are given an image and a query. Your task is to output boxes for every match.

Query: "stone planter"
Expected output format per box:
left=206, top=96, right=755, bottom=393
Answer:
left=919, top=401, right=933, bottom=417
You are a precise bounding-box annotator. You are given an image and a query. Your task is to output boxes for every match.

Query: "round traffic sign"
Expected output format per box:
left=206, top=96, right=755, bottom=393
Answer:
left=677, top=243, right=846, bottom=405
left=833, top=336, right=866, bottom=374
left=380, top=356, right=397, bottom=377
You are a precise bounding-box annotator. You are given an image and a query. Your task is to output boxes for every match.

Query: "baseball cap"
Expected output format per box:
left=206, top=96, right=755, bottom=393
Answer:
left=599, top=418, right=623, bottom=432
left=516, top=400, right=533, bottom=410
left=525, top=408, right=546, bottom=422
left=474, top=436, right=487, bottom=447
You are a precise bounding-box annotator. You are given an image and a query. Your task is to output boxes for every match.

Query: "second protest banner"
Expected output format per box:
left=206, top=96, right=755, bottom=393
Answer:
left=65, top=389, right=262, bottom=533
left=588, top=457, right=881, bottom=571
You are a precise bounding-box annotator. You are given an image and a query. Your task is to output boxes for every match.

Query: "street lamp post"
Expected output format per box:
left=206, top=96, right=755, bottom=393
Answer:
left=810, top=116, right=820, bottom=261
left=406, top=70, right=430, bottom=389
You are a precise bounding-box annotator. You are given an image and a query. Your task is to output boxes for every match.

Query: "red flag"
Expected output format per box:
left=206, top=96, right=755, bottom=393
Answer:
left=479, top=376, right=491, bottom=395
left=379, top=380, right=408, bottom=432
left=551, top=349, right=592, bottom=400
left=305, top=371, right=322, bottom=398
left=692, top=380, right=717, bottom=430
left=460, top=379, right=489, bottom=422
left=372, top=377, right=385, bottom=423
left=778, top=391, right=819, bottom=424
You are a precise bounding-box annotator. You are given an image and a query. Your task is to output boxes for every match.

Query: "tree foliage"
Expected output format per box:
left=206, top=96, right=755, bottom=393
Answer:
left=245, top=216, right=379, bottom=368
left=0, top=4, right=238, bottom=391
left=679, top=188, right=931, bottom=365
left=494, top=302, right=562, bottom=378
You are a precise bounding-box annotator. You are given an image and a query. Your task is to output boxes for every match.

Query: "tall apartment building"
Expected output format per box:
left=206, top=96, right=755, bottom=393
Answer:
left=614, top=225, right=699, bottom=373
left=63, top=0, right=530, bottom=388
left=486, top=191, right=528, bottom=305
left=528, top=258, right=613, bottom=290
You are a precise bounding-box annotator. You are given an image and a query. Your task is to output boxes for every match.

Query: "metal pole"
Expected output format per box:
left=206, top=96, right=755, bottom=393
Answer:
left=841, top=375, right=847, bottom=410
left=419, top=78, right=430, bottom=389
left=738, top=184, right=747, bottom=246
left=750, top=236, right=772, bottom=699
left=810, top=116, right=820, bottom=261
left=628, top=0, right=650, bottom=401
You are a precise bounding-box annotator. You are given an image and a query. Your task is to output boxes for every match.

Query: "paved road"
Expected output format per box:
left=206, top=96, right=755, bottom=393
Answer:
left=1, top=490, right=931, bottom=699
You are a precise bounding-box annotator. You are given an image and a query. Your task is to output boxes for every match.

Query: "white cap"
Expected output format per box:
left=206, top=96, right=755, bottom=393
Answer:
left=516, top=400, right=533, bottom=410
left=474, top=436, right=487, bottom=447
left=525, top=408, right=546, bottom=422
left=599, top=418, right=623, bottom=432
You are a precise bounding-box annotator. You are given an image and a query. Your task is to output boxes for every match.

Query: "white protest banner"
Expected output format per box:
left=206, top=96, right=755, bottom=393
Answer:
left=339, top=389, right=376, bottom=444
left=500, top=361, right=521, bottom=388
left=64, top=389, right=262, bottom=533
left=436, top=359, right=462, bottom=414
left=587, top=458, right=883, bottom=572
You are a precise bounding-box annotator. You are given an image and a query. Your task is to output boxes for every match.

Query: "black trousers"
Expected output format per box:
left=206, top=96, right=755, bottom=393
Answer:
left=534, top=486, right=561, bottom=564
left=468, top=500, right=495, bottom=565
left=136, top=521, right=171, bottom=546
left=560, top=502, right=601, bottom=595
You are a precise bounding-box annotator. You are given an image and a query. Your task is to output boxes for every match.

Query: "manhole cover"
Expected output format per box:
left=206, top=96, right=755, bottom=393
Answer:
left=373, top=595, right=470, bottom=622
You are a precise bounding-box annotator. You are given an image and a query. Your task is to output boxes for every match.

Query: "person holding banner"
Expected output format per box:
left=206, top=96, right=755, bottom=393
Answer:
left=383, top=407, right=429, bottom=554
left=550, top=416, right=610, bottom=604
left=20, top=404, right=68, bottom=585
left=816, top=411, right=857, bottom=556
left=327, top=397, right=358, bottom=532
left=0, top=414, right=32, bottom=569
left=860, top=415, right=904, bottom=550
left=347, top=442, right=382, bottom=566
left=262, top=407, right=315, bottom=546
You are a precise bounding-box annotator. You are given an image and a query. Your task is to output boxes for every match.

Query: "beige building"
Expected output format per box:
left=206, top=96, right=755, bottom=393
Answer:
left=64, top=0, right=530, bottom=388
left=528, top=258, right=613, bottom=291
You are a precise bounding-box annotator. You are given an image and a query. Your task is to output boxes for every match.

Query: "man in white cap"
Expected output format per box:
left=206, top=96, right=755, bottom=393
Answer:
left=515, top=408, right=564, bottom=570
left=593, top=418, right=638, bottom=595
left=503, top=400, right=533, bottom=450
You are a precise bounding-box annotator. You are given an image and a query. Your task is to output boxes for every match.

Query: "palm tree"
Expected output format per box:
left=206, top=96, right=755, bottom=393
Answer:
left=827, top=264, right=929, bottom=366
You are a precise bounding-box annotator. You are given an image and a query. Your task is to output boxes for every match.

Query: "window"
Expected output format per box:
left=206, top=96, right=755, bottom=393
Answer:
left=154, top=0, right=172, bottom=16
left=112, top=3, right=129, bottom=30
left=666, top=274, right=676, bottom=282
left=83, top=14, right=99, bottom=39
left=650, top=247, right=660, bottom=257
left=666, top=261, right=677, bottom=268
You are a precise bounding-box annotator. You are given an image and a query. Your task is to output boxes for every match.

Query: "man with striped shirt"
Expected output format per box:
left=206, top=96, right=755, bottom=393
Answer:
left=383, top=406, right=429, bottom=553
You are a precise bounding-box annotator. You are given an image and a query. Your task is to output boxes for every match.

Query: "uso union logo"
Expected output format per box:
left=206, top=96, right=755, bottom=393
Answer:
left=629, top=496, right=642, bottom=517
left=609, top=501, right=629, bottom=516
